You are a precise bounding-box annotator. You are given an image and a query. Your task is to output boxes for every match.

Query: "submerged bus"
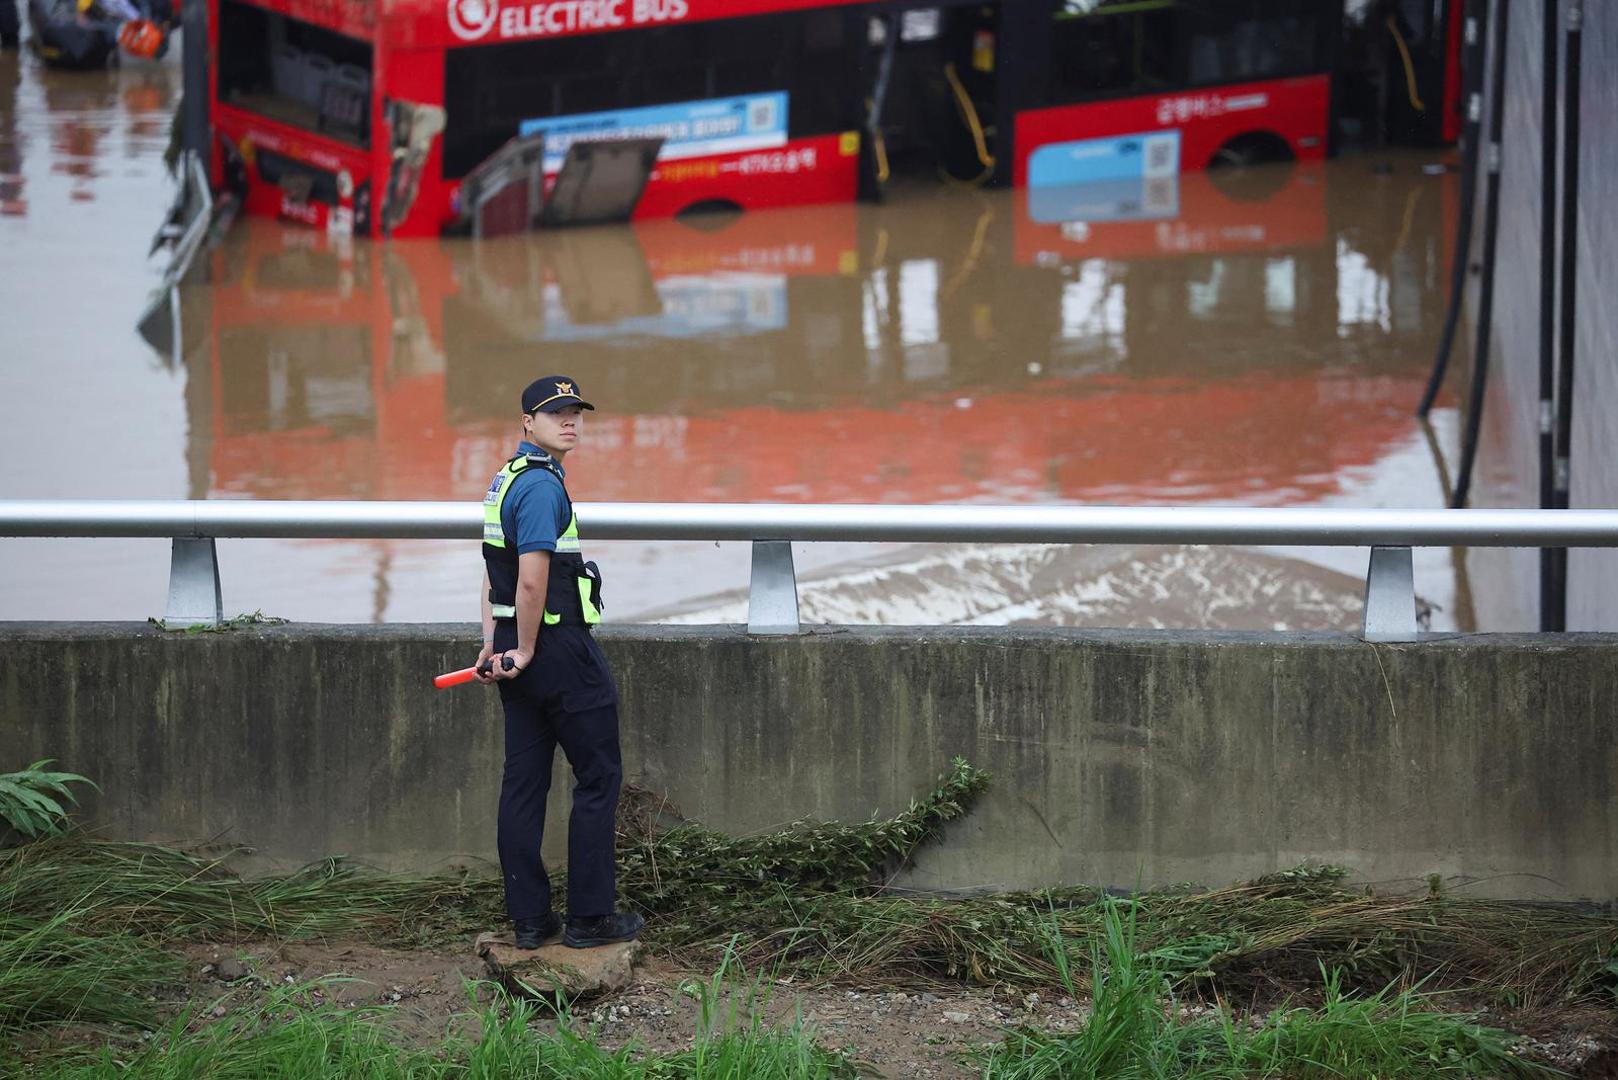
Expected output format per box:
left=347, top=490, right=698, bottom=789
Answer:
left=206, top=0, right=1453, bottom=238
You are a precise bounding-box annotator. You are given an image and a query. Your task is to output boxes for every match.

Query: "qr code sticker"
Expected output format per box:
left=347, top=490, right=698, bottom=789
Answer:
left=749, top=288, right=779, bottom=320
left=748, top=97, right=779, bottom=132
left=1143, top=133, right=1179, bottom=178
left=1144, top=176, right=1177, bottom=214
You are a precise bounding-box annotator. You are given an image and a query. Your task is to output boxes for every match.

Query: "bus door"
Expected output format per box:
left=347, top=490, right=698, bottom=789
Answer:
left=862, top=3, right=1000, bottom=190
left=1337, top=0, right=1464, bottom=147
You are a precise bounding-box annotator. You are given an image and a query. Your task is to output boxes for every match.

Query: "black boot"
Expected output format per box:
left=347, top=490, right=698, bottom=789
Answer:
left=564, top=911, right=644, bottom=949
left=514, top=912, right=562, bottom=949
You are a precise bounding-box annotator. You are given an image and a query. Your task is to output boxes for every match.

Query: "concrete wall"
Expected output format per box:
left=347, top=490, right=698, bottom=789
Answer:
left=1469, top=0, right=1618, bottom=630
left=3, top=623, right=1616, bottom=899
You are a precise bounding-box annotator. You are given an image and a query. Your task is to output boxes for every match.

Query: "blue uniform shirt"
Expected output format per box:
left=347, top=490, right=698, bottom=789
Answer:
left=502, top=442, right=570, bottom=555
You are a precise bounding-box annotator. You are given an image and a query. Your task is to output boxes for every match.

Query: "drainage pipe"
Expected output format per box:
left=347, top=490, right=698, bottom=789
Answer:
left=1417, top=0, right=1486, bottom=419
left=1450, top=0, right=1510, bottom=508
left=1548, top=0, right=1583, bottom=621
left=1537, top=0, right=1561, bottom=628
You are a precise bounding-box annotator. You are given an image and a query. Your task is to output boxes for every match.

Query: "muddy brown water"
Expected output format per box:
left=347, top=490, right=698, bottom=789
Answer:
left=0, top=44, right=1478, bottom=628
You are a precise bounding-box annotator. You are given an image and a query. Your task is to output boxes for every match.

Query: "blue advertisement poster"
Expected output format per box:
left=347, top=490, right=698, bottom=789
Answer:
left=1027, top=175, right=1180, bottom=225
left=1027, top=129, right=1181, bottom=188
left=1027, top=129, right=1182, bottom=225
left=520, top=92, right=788, bottom=173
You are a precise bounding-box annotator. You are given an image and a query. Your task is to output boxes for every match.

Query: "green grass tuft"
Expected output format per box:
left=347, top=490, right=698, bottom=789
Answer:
left=979, top=902, right=1558, bottom=1079
left=0, top=905, right=180, bottom=1032
left=0, top=761, right=96, bottom=840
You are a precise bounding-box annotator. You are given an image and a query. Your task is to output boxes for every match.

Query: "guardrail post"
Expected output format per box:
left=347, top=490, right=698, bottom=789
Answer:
left=1361, top=546, right=1418, bottom=642
left=748, top=540, right=800, bottom=635
left=166, top=537, right=223, bottom=628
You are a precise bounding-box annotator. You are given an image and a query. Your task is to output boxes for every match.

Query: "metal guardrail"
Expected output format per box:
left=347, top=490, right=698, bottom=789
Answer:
left=4, top=500, right=1618, bottom=639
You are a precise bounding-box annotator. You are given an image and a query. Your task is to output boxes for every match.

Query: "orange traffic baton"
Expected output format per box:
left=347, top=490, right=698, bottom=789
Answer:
left=432, top=655, right=514, bottom=688
left=433, top=667, right=478, bottom=689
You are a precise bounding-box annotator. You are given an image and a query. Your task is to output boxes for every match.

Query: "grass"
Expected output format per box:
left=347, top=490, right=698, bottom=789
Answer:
left=978, top=901, right=1557, bottom=1079
left=9, top=896, right=1559, bottom=1080
left=0, top=833, right=506, bottom=947
left=3, top=754, right=1617, bottom=1080
left=4, top=757, right=1617, bottom=1032
left=630, top=842, right=1618, bottom=1006
left=21, top=971, right=856, bottom=1080
left=611, top=761, right=1618, bottom=1004
left=0, top=906, right=180, bottom=1032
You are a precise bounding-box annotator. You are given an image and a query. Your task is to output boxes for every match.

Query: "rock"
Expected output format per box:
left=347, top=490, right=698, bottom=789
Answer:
left=332, top=980, right=383, bottom=1006
left=941, top=1010, right=970, bottom=1024
left=475, top=931, right=640, bottom=1000
left=213, top=957, right=249, bottom=982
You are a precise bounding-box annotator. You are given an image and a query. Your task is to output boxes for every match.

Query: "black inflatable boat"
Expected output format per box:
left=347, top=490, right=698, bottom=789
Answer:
left=27, top=0, right=118, bottom=69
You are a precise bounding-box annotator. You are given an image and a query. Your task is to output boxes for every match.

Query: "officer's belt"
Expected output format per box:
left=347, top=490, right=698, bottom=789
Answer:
left=490, top=605, right=591, bottom=626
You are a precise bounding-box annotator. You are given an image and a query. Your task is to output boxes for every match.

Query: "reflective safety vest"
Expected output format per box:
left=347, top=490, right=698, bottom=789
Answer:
left=482, top=453, right=603, bottom=628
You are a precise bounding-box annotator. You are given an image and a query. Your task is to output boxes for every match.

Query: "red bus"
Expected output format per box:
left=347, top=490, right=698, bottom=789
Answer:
left=206, top=0, right=1456, bottom=239
left=1005, top=0, right=1341, bottom=188
left=210, top=0, right=871, bottom=237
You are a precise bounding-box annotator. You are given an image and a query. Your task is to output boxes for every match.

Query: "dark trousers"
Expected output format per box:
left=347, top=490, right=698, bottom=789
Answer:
left=493, top=624, right=622, bottom=922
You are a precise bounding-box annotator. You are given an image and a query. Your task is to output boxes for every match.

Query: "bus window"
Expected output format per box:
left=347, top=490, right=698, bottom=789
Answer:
left=217, top=0, right=373, bottom=146
left=1181, top=0, right=1325, bottom=87
left=1046, top=0, right=1330, bottom=106
left=1049, top=5, right=1176, bottom=102
left=441, top=9, right=859, bottom=181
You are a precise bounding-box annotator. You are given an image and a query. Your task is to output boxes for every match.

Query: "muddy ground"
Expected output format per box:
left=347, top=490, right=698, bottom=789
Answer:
left=167, top=937, right=1618, bottom=1079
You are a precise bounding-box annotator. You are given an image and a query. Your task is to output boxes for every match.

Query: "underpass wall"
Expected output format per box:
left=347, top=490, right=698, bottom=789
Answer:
left=3, top=623, right=1614, bottom=898
left=1467, top=0, right=1618, bottom=630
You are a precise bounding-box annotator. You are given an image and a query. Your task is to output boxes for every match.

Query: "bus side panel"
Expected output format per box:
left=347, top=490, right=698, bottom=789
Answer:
left=380, top=47, right=449, bottom=238
left=215, top=103, right=374, bottom=234
left=1013, top=74, right=1331, bottom=187
left=631, top=131, right=860, bottom=218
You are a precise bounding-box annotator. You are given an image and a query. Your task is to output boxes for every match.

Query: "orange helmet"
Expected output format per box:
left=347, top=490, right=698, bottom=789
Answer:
left=118, top=19, right=164, bottom=59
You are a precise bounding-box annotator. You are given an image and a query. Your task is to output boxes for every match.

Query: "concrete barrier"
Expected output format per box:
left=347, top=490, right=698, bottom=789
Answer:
left=3, top=623, right=1614, bottom=899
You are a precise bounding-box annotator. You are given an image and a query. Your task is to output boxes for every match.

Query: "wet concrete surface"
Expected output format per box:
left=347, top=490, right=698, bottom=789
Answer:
left=0, top=39, right=1477, bottom=629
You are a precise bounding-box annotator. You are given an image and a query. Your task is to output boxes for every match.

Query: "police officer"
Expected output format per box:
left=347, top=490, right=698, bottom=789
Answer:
left=476, top=375, right=643, bottom=950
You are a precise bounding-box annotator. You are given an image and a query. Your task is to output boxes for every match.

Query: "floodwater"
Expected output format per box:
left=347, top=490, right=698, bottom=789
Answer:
left=0, top=45, right=1474, bottom=629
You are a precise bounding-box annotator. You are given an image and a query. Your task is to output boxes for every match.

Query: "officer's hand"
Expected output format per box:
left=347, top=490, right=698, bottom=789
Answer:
left=474, top=642, right=496, bottom=684
left=493, top=648, right=531, bottom=680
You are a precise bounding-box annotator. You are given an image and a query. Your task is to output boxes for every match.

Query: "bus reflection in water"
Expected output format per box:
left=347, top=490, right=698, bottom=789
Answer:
left=203, top=0, right=1462, bottom=238
left=188, top=159, right=1451, bottom=510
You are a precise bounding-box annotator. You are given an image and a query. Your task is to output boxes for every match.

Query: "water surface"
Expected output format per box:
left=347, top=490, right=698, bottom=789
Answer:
left=0, top=47, right=1470, bottom=628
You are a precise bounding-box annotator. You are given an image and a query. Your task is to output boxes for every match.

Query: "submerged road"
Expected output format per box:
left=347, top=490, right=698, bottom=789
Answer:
left=0, top=41, right=1482, bottom=629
